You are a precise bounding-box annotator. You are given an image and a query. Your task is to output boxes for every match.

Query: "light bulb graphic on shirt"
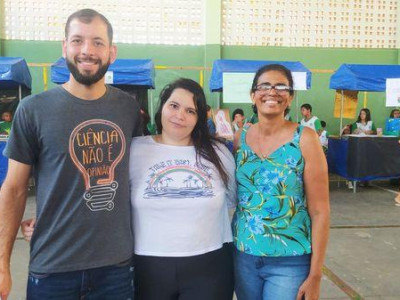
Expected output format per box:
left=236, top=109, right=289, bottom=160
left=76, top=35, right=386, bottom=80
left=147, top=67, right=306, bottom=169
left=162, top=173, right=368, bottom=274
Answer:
left=69, top=119, right=126, bottom=211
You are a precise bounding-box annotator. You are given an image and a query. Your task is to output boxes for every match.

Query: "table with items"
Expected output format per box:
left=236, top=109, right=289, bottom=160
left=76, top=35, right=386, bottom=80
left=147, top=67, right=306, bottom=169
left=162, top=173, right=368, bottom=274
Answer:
left=327, top=135, right=400, bottom=191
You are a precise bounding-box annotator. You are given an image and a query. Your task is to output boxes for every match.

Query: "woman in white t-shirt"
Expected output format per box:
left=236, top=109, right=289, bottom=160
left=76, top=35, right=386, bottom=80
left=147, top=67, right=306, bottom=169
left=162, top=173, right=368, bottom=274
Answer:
left=130, top=78, right=236, bottom=300
left=351, top=108, right=376, bottom=135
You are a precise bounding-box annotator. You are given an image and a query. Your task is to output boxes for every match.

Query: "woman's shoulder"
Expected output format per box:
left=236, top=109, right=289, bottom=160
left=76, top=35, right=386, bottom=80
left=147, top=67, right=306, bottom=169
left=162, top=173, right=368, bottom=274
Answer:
left=132, top=135, right=151, bottom=143
left=299, top=124, right=319, bottom=145
left=131, top=135, right=154, bottom=150
left=212, top=139, right=234, bottom=159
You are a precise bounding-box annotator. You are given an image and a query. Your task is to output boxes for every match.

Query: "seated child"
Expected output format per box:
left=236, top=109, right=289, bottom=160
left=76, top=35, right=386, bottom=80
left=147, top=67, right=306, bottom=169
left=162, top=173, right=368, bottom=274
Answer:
left=0, top=111, right=13, bottom=135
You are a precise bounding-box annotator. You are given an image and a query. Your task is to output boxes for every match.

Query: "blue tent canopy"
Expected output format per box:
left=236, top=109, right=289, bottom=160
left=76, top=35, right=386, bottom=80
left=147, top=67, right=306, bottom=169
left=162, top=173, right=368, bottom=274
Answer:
left=0, top=57, right=32, bottom=90
left=51, top=58, right=155, bottom=88
left=330, top=64, right=400, bottom=91
left=209, top=59, right=312, bottom=92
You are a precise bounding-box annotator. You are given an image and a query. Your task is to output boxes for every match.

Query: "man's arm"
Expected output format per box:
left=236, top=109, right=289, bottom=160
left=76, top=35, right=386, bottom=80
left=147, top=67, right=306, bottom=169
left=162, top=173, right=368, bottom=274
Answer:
left=0, top=159, right=32, bottom=300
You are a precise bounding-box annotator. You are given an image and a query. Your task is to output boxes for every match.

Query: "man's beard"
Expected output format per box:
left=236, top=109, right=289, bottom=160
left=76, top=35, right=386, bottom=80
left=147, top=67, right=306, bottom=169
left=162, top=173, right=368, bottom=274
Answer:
left=66, top=56, right=110, bottom=86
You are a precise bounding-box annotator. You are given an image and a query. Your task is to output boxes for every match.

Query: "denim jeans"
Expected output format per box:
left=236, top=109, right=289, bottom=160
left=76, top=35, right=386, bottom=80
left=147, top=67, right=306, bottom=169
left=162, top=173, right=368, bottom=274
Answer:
left=233, top=248, right=310, bottom=300
left=27, top=261, right=134, bottom=300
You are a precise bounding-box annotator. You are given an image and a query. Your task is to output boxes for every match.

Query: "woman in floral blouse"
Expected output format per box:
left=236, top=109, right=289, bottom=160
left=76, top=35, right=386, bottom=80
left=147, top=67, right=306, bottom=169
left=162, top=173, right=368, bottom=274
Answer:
left=232, top=64, right=330, bottom=300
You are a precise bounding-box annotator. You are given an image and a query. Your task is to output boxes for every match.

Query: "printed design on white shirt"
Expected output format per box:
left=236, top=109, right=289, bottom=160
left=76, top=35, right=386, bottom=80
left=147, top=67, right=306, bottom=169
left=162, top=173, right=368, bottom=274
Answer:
left=145, top=159, right=215, bottom=199
left=69, top=119, right=126, bottom=212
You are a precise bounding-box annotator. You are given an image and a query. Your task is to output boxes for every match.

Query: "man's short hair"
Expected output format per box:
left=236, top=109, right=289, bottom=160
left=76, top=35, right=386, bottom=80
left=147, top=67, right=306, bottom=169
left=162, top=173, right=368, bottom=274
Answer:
left=301, top=103, right=312, bottom=112
left=232, top=108, right=244, bottom=120
left=65, top=8, right=113, bottom=44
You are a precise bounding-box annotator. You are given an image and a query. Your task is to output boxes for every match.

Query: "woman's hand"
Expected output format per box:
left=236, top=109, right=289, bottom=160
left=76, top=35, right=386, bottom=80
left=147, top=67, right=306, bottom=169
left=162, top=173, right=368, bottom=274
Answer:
left=296, top=274, right=322, bottom=300
left=20, top=218, right=36, bottom=242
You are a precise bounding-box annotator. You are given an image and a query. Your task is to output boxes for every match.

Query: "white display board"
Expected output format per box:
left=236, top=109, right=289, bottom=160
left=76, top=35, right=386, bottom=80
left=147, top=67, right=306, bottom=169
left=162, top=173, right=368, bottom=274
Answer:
left=222, top=73, right=254, bottom=104
left=105, top=71, right=114, bottom=84
left=292, top=72, right=307, bottom=91
left=386, top=78, right=400, bottom=107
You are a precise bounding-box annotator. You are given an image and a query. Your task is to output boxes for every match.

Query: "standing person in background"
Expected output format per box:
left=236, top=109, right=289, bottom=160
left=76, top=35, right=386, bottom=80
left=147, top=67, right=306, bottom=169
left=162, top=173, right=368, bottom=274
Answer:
left=232, top=108, right=246, bottom=133
left=0, top=9, right=141, bottom=300
left=395, top=131, right=400, bottom=205
left=300, top=103, right=322, bottom=135
left=233, top=64, right=330, bottom=300
left=319, top=120, right=329, bottom=154
left=388, top=109, right=400, bottom=188
left=206, top=104, right=216, bottom=136
left=352, top=108, right=376, bottom=135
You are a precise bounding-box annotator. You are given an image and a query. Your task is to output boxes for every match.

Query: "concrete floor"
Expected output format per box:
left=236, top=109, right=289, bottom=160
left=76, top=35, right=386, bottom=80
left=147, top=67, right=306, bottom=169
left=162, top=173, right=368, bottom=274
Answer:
left=6, top=178, right=400, bottom=300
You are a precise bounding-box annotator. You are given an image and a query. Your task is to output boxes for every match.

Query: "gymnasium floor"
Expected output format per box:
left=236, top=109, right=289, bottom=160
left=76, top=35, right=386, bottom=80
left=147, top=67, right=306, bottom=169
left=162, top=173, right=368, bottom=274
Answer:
left=8, top=177, right=400, bottom=300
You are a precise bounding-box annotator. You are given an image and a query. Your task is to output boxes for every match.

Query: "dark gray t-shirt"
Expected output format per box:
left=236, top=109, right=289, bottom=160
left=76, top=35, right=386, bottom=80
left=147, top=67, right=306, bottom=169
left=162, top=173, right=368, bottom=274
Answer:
left=5, top=85, right=142, bottom=273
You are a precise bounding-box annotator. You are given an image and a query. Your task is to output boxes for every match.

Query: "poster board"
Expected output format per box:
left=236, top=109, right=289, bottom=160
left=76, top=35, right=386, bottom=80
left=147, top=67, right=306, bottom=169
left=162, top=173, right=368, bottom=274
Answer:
left=334, top=90, right=358, bottom=119
left=386, top=78, right=400, bottom=107
left=213, top=108, right=234, bottom=139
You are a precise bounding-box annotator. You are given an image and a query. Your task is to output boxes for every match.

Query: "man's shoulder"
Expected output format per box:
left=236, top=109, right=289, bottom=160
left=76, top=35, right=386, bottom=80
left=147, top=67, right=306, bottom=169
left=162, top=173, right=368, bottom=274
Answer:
left=108, top=86, right=136, bottom=100
left=19, top=87, right=61, bottom=108
left=107, top=86, right=140, bottom=109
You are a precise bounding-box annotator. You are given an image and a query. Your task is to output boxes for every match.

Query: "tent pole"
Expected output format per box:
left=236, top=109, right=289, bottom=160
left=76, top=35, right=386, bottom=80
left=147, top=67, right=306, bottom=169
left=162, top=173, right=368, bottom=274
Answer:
left=363, top=91, right=367, bottom=108
left=18, top=85, right=22, bottom=101
left=149, top=89, right=154, bottom=124
left=340, top=89, right=344, bottom=135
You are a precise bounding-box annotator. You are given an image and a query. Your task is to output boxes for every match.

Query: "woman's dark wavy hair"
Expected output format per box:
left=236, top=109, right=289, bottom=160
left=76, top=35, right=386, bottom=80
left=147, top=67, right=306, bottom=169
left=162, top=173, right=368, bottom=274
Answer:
left=155, top=78, right=229, bottom=187
left=250, top=64, right=294, bottom=115
left=356, top=108, right=371, bottom=123
left=390, top=109, right=400, bottom=118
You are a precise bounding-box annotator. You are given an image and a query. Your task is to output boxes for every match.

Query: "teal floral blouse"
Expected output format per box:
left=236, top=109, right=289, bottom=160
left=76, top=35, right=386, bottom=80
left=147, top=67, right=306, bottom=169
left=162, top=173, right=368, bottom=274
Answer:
left=232, top=125, right=312, bottom=257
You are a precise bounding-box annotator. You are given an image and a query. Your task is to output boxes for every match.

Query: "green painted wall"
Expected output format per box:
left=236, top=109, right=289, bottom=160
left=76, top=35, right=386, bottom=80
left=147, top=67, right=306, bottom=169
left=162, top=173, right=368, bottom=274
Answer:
left=1, top=40, right=206, bottom=117
left=1, top=39, right=399, bottom=135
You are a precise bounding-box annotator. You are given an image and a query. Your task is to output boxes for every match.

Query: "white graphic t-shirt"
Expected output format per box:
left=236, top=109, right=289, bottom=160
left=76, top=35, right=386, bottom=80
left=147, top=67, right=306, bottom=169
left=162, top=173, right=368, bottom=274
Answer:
left=129, top=136, right=237, bottom=257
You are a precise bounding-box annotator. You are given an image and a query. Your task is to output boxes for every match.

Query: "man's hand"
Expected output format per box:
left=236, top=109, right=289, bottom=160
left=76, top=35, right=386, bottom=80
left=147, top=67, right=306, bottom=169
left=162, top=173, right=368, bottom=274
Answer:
left=21, top=218, right=36, bottom=242
left=0, top=268, right=12, bottom=300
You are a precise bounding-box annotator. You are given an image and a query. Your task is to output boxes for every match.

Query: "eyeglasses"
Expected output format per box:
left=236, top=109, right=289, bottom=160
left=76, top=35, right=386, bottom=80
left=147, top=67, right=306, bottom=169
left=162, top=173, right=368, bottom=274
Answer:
left=254, top=83, right=292, bottom=95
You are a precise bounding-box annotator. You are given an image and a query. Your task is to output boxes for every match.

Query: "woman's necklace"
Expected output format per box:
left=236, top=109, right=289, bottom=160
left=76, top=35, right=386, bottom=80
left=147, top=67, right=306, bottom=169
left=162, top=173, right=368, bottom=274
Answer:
left=257, top=126, right=269, bottom=159
left=256, top=123, right=286, bottom=159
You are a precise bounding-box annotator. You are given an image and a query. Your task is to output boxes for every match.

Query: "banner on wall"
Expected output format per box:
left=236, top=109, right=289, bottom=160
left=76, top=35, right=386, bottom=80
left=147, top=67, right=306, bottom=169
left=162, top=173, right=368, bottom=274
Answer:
left=222, top=71, right=307, bottom=103
left=333, top=90, right=358, bottom=119
left=386, top=78, right=400, bottom=107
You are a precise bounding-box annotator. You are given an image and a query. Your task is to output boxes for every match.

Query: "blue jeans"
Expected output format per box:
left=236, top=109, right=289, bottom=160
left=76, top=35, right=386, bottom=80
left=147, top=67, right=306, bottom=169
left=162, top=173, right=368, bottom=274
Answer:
left=233, top=248, right=310, bottom=300
left=27, top=261, right=134, bottom=300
